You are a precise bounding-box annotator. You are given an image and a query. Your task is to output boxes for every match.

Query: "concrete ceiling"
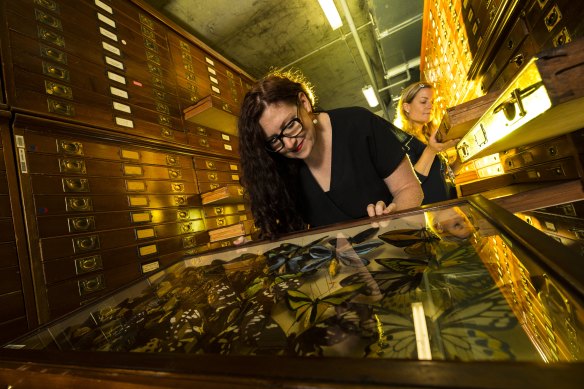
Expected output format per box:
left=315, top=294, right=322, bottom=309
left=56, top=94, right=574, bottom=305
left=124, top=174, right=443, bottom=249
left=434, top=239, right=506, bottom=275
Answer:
left=145, top=0, right=423, bottom=120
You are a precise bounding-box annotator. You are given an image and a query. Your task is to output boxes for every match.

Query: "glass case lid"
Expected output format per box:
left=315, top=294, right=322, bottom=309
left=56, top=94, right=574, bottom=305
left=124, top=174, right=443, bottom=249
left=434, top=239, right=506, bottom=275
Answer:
left=3, top=196, right=584, bottom=375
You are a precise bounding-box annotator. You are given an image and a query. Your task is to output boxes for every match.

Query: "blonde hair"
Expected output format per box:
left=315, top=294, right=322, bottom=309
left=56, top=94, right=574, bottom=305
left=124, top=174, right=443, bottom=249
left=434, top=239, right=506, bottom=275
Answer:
left=394, top=82, right=436, bottom=143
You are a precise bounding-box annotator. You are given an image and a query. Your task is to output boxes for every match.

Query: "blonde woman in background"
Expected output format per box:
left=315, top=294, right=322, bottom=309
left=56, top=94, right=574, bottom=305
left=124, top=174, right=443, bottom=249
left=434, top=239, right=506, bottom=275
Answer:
left=394, top=82, right=459, bottom=205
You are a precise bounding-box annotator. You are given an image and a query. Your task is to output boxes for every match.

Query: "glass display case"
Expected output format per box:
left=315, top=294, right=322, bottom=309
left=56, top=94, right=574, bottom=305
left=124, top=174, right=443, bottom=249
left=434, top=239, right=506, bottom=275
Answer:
left=1, top=195, right=584, bottom=388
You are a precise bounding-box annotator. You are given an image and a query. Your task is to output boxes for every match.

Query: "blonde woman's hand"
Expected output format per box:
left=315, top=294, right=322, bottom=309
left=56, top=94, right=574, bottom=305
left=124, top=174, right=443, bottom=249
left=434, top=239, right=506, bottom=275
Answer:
left=233, top=236, right=249, bottom=246
left=428, top=129, right=459, bottom=153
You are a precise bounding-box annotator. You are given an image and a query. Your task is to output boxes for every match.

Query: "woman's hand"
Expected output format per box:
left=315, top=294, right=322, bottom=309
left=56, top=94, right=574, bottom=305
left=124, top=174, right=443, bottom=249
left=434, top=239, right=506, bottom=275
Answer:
left=233, top=236, right=249, bottom=245
left=428, top=129, right=459, bottom=154
left=367, top=201, right=397, bottom=217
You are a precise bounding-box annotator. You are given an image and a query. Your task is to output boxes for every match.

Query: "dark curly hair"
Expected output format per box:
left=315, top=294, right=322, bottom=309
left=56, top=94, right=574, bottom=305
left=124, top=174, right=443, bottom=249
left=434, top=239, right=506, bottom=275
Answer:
left=238, top=70, right=316, bottom=240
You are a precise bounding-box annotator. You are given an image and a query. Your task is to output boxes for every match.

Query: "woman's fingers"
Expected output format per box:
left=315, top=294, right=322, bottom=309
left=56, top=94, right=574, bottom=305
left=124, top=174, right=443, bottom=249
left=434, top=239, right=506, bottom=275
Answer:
left=367, top=201, right=397, bottom=217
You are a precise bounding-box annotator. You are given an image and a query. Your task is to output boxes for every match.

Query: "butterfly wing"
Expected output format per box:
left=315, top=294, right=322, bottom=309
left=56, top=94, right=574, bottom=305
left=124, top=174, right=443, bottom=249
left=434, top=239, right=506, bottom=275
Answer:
left=368, top=307, right=418, bottom=359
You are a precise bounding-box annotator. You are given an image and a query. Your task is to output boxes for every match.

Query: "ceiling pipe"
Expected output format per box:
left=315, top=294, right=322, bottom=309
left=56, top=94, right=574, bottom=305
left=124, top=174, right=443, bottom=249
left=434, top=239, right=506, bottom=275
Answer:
left=337, top=0, right=388, bottom=118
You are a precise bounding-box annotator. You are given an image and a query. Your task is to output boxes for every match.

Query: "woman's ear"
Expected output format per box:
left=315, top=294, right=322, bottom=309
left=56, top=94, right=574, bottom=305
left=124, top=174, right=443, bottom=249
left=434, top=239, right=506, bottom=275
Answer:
left=298, top=92, right=312, bottom=113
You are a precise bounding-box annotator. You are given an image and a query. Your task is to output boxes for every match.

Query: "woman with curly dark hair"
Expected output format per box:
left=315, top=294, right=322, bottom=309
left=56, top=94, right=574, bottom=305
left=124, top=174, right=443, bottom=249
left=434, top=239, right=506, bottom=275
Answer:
left=238, top=70, right=423, bottom=240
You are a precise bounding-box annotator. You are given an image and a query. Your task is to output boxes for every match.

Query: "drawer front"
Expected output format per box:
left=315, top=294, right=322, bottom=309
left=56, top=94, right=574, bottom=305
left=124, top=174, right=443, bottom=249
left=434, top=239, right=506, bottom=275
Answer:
left=0, top=219, right=15, bottom=243
left=36, top=208, right=204, bottom=238
left=501, top=135, right=577, bottom=172
left=34, top=193, right=201, bottom=216
left=187, top=133, right=239, bottom=157
left=0, top=243, right=18, bottom=269
left=0, top=267, right=23, bottom=295
left=193, top=157, right=239, bottom=172
left=204, top=214, right=250, bottom=230
left=0, top=291, right=25, bottom=324
left=22, top=130, right=192, bottom=168
left=195, top=169, right=240, bottom=184
left=203, top=203, right=248, bottom=217
left=30, top=175, right=197, bottom=195
left=511, top=157, right=581, bottom=183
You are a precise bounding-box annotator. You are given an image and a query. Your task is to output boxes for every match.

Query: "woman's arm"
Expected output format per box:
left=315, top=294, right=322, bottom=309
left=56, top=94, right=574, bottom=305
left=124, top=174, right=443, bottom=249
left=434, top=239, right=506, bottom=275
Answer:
left=367, top=156, right=424, bottom=216
left=413, top=130, right=459, bottom=177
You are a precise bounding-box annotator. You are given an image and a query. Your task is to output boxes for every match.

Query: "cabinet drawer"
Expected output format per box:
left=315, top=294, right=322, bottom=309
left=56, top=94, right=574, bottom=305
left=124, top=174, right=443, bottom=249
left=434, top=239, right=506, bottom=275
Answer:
left=0, top=267, right=22, bottom=295
left=501, top=135, right=578, bottom=172
left=193, top=157, right=239, bottom=172
left=204, top=214, right=250, bottom=230
left=30, top=175, right=197, bottom=195
left=0, top=243, right=18, bottom=269
left=34, top=193, right=201, bottom=215
left=36, top=208, right=204, bottom=238
left=195, top=169, right=240, bottom=184
left=187, top=132, right=239, bottom=157
left=203, top=203, right=248, bottom=217
left=0, top=219, right=15, bottom=243
left=0, top=291, right=25, bottom=324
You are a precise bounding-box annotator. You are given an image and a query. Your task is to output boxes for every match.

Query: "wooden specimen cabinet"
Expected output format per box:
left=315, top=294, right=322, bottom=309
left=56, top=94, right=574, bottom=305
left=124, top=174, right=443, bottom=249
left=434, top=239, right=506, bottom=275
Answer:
left=1, top=195, right=584, bottom=388
left=0, top=0, right=254, bottom=342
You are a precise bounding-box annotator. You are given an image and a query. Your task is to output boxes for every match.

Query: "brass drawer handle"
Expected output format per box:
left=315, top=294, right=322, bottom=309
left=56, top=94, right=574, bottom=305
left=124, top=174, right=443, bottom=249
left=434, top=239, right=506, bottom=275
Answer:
left=214, top=206, right=224, bottom=215
left=199, top=138, right=209, bottom=148
left=144, top=38, right=157, bottom=52
left=160, top=127, right=174, bottom=138
left=66, top=197, right=92, bottom=212
left=40, top=45, right=66, bottom=64
left=156, top=102, right=169, bottom=114
left=168, top=169, right=181, bottom=179
left=38, top=26, right=65, bottom=47
left=35, top=9, right=62, bottom=29
left=47, top=99, right=75, bottom=116
left=207, top=172, right=218, bottom=181
left=182, top=235, right=196, bottom=248
left=158, top=115, right=171, bottom=126
left=68, top=216, right=95, bottom=232
left=237, top=187, right=244, bottom=196
left=205, top=161, right=216, bottom=169
left=73, top=235, right=100, bottom=252
left=174, top=195, right=187, bottom=205
left=216, top=217, right=226, bottom=227
left=172, top=183, right=184, bottom=192
left=166, top=155, right=179, bottom=166
left=58, top=140, right=84, bottom=155
left=78, top=274, right=105, bottom=296
left=181, top=222, right=192, bottom=232
left=221, top=103, right=232, bottom=113
left=74, top=255, right=102, bottom=275
left=34, top=0, right=59, bottom=12
left=197, top=127, right=208, bottom=136
left=42, top=62, right=69, bottom=81
left=63, top=177, right=90, bottom=192
left=148, top=63, right=161, bottom=76
left=59, top=158, right=86, bottom=174
left=177, top=210, right=189, bottom=220
left=45, top=80, right=73, bottom=99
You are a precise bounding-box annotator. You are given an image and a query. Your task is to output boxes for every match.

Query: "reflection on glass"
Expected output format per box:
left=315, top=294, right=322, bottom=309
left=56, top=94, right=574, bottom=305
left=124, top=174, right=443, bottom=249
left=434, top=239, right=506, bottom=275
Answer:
left=5, top=203, right=583, bottom=362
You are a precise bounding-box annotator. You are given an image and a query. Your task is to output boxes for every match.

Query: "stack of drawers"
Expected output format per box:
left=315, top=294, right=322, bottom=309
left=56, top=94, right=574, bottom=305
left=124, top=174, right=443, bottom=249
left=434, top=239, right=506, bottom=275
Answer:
left=0, top=0, right=256, bottom=333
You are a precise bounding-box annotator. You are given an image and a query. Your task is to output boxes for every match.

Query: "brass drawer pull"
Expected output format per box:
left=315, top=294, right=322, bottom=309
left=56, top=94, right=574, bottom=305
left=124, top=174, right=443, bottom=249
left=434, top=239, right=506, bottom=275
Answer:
left=73, top=235, right=100, bottom=252
left=66, top=197, right=92, bottom=212
left=216, top=217, right=226, bottom=227
left=35, top=9, right=62, bottom=29
left=34, top=0, right=59, bottom=12
left=181, top=222, right=192, bottom=232
left=166, top=155, right=179, bottom=166
left=196, top=127, right=208, bottom=136
left=78, top=274, right=105, bottom=296
left=144, top=38, right=157, bottom=52
left=74, top=254, right=102, bottom=275
left=174, top=195, right=187, bottom=205
left=40, top=45, right=66, bottom=64
left=42, top=61, right=69, bottom=81
left=58, top=140, right=84, bottom=155
left=207, top=172, right=218, bottom=181
left=62, top=177, right=90, bottom=192
left=68, top=216, right=95, bottom=232
left=237, top=187, right=244, bottom=196
left=45, top=80, right=73, bottom=99
left=177, top=210, right=189, bottom=220
left=156, top=102, right=169, bottom=114
left=59, top=158, right=86, bottom=174
left=38, top=26, right=65, bottom=47
left=221, top=103, right=232, bottom=113
left=182, top=235, right=196, bottom=248
left=172, top=183, right=185, bottom=192
left=199, top=138, right=209, bottom=148
left=205, top=160, right=216, bottom=169
left=158, top=115, right=171, bottom=126
left=168, top=169, right=182, bottom=179
left=160, top=127, right=174, bottom=138
left=214, top=206, right=224, bottom=215
left=47, top=99, right=75, bottom=116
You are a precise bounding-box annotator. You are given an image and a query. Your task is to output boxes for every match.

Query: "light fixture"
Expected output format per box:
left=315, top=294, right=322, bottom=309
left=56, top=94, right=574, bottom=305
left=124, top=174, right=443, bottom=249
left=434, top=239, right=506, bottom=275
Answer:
left=362, top=85, right=379, bottom=108
left=318, top=0, right=343, bottom=30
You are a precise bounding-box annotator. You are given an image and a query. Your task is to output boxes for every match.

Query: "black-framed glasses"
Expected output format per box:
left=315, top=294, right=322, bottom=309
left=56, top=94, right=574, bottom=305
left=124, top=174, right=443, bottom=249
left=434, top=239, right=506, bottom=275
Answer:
left=264, top=102, right=304, bottom=153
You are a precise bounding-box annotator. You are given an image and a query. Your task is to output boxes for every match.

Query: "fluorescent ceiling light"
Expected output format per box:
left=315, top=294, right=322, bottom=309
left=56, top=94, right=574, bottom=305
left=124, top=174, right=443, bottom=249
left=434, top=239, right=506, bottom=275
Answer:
left=362, top=85, right=379, bottom=107
left=318, top=0, right=343, bottom=30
